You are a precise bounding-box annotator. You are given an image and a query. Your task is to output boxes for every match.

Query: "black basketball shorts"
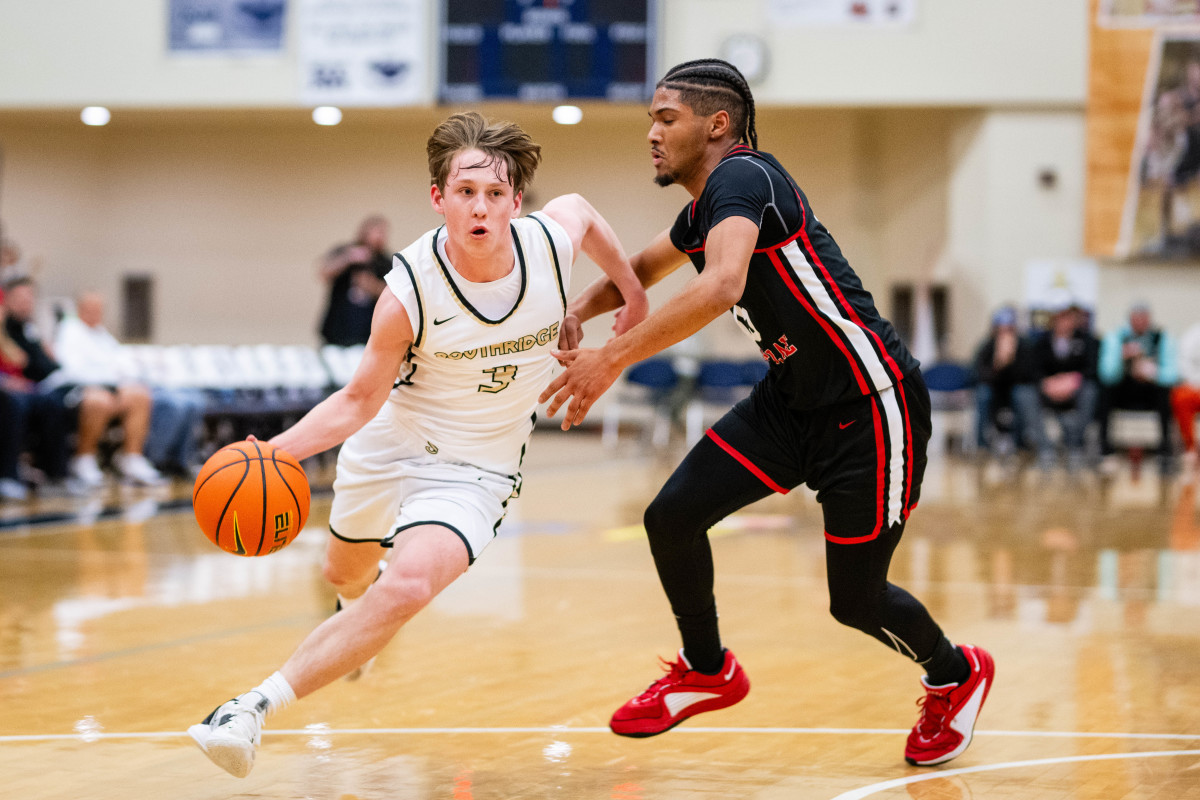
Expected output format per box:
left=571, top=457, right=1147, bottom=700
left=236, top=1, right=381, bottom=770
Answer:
left=705, top=371, right=932, bottom=543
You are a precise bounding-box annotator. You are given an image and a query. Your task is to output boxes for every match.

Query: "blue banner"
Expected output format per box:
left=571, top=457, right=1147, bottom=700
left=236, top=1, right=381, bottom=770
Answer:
left=169, top=0, right=287, bottom=53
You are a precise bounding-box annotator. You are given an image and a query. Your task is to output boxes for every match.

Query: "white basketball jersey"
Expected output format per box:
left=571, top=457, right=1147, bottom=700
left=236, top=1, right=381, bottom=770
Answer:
left=380, top=212, right=572, bottom=477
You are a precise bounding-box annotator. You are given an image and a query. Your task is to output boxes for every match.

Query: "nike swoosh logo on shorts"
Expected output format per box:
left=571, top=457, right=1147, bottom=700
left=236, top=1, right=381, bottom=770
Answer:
left=839, top=420, right=856, bottom=429
left=664, top=691, right=721, bottom=717
left=433, top=316, right=456, bottom=325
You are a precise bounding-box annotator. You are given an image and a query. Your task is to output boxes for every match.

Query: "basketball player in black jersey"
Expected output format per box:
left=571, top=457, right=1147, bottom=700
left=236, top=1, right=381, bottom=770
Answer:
left=541, top=59, right=994, bottom=766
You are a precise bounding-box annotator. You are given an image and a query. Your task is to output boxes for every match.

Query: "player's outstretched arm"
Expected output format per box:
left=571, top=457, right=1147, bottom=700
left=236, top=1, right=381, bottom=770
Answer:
left=540, top=193, right=649, bottom=342
left=538, top=215, right=758, bottom=430
left=562, top=228, right=688, bottom=338
left=270, top=290, right=413, bottom=460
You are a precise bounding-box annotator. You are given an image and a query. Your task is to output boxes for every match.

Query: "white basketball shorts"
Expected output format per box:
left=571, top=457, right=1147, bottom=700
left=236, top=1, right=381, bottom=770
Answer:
left=328, top=414, right=519, bottom=564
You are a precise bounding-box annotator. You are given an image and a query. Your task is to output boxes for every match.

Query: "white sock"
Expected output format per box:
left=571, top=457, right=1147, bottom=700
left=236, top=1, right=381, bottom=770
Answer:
left=240, top=671, right=296, bottom=718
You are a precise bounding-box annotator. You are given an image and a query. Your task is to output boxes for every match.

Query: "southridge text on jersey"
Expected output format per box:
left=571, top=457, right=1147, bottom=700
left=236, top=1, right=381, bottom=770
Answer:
left=434, top=322, right=561, bottom=360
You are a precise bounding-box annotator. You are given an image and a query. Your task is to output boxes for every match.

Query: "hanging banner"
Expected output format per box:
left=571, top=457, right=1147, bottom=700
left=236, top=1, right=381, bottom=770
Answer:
left=767, top=0, right=916, bottom=27
left=168, top=0, right=287, bottom=53
left=1024, top=259, right=1100, bottom=312
left=1117, top=32, right=1200, bottom=259
left=297, top=0, right=427, bottom=106
left=1100, top=0, right=1200, bottom=29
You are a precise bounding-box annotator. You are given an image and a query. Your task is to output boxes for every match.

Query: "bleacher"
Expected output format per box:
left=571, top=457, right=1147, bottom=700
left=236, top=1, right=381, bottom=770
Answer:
left=117, top=343, right=363, bottom=456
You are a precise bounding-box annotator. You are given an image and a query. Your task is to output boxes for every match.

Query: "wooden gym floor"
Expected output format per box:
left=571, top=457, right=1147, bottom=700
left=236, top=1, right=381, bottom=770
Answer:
left=1, top=430, right=1199, bottom=799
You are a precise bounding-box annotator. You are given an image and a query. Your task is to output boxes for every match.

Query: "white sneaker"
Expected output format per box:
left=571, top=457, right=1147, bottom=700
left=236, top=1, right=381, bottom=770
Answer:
left=116, top=453, right=166, bottom=487
left=0, top=478, right=28, bottom=501
left=188, top=695, right=266, bottom=778
left=68, top=454, right=106, bottom=488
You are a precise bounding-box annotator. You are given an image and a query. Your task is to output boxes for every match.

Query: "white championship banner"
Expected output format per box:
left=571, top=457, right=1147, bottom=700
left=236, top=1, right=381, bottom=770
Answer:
left=767, top=0, right=916, bottom=27
left=297, top=0, right=427, bottom=106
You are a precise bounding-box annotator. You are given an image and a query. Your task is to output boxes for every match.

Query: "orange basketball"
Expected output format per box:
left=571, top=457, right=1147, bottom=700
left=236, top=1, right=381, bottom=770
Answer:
left=192, top=440, right=311, bottom=556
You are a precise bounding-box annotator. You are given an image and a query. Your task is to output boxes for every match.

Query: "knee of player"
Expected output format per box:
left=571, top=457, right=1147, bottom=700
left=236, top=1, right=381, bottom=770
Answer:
left=370, top=573, right=438, bottom=615
left=321, top=556, right=374, bottom=592
left=642, top=500, right=665, bottom=535
left=643, top=488, right=686, bottom=534
left=828, top=594, right=876, bottom=631
left=321, top=557, right=347, bottom=587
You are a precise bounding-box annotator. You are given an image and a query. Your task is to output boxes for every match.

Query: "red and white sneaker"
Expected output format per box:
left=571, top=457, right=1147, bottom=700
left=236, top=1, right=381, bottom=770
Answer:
left=610, top=649, right=750, bottom=737
left=905, top=644, right=995, bottom=766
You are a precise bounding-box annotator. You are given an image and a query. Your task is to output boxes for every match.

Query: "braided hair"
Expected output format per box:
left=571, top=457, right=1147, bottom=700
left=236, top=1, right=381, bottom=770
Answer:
left=657, top=59, right=758, bottom=150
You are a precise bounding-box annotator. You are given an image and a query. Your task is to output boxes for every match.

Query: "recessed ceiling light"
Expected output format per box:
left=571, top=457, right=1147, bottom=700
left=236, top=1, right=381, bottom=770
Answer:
left=312, top=106, right=343, bottom=126
left=552, top=105, right=582, bottom=125
left=81, top=106, right=111, bottom=126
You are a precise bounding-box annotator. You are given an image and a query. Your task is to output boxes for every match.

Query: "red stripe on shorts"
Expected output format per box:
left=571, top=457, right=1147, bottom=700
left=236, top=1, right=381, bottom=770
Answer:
left=705, top=429, right=790, bottom=495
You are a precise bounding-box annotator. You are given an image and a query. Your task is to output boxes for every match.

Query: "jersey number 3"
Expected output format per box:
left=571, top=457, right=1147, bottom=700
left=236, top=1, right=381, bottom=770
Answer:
left=479, top=364, right=518, bottom=393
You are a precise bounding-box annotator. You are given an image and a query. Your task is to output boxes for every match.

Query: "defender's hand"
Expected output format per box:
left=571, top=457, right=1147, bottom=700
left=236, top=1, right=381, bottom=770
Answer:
left=540, top=347, right=623, bottom=431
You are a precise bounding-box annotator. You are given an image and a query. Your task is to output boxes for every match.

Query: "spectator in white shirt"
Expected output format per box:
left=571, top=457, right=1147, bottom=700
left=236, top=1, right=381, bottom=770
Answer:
left=53, top=291, right=164, bottom=487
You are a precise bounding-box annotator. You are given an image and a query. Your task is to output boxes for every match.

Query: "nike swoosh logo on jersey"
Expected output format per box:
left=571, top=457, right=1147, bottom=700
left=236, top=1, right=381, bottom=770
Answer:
left=839, top=420, right=856, bottom=429
left=664, top=691, right=721, bottom=717
left=433, top=316, right=456, bottom=325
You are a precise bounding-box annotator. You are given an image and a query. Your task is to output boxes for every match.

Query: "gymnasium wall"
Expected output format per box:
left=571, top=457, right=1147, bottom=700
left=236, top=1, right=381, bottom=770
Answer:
left=0, top=104, right=1086, bottom=360
left=663, top=0, right=1087, bottom=106
left=5, top=0, right=1196, bottom=364
left=0, top=0, right=1085, bottom=108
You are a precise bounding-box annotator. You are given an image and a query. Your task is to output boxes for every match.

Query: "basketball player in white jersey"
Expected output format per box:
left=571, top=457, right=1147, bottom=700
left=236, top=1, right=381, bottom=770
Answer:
left=188, top=111, right=648, bottom=778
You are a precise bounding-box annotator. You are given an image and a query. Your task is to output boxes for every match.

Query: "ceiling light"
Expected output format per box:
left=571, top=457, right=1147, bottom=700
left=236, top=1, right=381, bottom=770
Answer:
left=312, top=106, right=342, bottom=126
left=552, top=105, right=582, bottom=125
left=81, top=107, right=111, bottom=126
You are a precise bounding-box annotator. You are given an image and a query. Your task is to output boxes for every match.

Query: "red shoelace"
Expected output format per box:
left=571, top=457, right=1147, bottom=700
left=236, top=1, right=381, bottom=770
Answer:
left=913, top=688, right=952, bottom=736
left=634, top=656, right=690, bottom=701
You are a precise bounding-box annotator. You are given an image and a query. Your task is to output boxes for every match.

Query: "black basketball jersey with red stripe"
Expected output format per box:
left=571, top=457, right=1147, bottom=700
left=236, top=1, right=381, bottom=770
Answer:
left=669, top=146, right=919, bottom=411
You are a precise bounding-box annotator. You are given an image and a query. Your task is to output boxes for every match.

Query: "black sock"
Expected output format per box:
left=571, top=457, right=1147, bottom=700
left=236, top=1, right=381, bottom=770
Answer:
left=677, top=608, right=723, bottom=674
left=921, top=637, right=970, bottom=686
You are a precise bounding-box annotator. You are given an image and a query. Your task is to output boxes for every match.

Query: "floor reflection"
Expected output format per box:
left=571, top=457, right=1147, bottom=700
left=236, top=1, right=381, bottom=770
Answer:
left=1, top=436, right=1199, bottom=798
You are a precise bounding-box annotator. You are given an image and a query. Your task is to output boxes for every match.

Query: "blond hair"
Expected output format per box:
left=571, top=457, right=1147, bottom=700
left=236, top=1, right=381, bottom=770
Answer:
left=426, top=112, right=542, bottom=194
